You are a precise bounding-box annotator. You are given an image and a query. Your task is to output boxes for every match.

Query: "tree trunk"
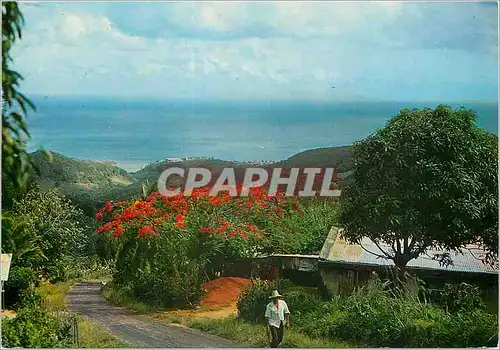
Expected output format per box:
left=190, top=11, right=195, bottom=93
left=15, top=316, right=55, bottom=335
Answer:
left=393, top=263, right=418, bottom=298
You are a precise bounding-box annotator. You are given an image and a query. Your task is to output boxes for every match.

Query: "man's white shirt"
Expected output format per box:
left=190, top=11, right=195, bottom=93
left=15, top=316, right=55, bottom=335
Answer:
left=265, top=299, right=290, bottom=328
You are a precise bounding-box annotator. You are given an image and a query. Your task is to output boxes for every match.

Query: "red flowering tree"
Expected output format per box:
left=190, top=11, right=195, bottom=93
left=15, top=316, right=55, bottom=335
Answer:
left=95, top=186, right=309, bottom=307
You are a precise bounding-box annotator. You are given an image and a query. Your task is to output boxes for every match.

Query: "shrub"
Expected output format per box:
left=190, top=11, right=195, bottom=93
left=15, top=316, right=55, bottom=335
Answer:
left=97, top=189, right=330, bottom=308
left=285, top=290, right=323, bottom=316
left=237, top=279, right=274, bottom=323
left=1, top=287, right=75, bottom=348
left=263, top=200, right=339, bottom=254
left=1, top=305, right=72, bottom=348
left=16, top=287, right=43, bottom=309
left=3, top=266, right=36, bottom=308
left=324, top=280, right=498, bottom=347
left=236, top=278, right=497, bottom=347
left=237, top=278, right=323, bottom=323
left=438, top=282, right=485, bottom=313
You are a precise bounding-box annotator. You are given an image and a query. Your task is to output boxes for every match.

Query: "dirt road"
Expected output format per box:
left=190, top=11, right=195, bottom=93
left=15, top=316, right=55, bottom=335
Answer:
left=66, top=282, right=234, bottom=348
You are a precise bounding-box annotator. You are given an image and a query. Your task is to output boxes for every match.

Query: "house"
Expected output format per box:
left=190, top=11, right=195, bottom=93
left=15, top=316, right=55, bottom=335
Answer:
left=319, top=226, right=498, bottom=310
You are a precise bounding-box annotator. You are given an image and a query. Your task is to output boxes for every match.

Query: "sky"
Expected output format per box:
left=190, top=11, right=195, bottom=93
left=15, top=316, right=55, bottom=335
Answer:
left=13, top=1, right=499, bottom=102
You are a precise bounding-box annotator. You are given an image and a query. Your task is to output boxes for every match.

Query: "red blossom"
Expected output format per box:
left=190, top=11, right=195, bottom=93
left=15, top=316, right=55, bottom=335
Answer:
left=97, top=187, right=306, bottom=242
left=105, top=200, right=113, bottom=213
left=138, top=225, right=156, bottom=239
left=113, top=225, right=124, bottom=237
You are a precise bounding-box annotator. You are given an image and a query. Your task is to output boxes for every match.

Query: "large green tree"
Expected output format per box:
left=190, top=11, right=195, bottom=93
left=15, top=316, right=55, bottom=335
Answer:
left=339, top=105, right=498, bottom=275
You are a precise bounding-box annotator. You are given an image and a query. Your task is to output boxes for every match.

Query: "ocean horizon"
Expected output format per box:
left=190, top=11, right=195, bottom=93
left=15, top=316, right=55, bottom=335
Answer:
left=26, top=97, right=498, bottom=172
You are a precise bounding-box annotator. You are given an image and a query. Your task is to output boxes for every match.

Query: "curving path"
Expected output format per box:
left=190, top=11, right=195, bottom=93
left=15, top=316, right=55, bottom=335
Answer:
left=66, top=282, right=234, bottom=348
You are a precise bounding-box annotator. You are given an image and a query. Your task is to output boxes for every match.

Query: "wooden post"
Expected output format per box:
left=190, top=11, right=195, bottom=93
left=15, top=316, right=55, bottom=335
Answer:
left=1, top=280, right=4, bottom=311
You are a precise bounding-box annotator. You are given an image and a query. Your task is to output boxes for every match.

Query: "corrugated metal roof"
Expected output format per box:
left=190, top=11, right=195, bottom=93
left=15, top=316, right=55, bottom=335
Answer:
left=268, top=254, right=319, bottom=259
left=320, top=227, right=498, bottom=274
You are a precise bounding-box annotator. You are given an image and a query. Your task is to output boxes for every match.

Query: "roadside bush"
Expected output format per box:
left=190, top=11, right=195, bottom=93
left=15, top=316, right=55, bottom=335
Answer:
left=437, top=282, right=485, bottom=313
left=97, top=189, right=327, bottom=308
left=324, top=280, right=498, bottom=347
left=285, top=290, right=323, bottom=316
left=1, top=289, right=72, bottom=348
left=3, top=266, right=36, bottom=308
left=263, top=200, right=339, bottom=254
left=237, top=279, right=274, bottom=323
left=64, top=256, right=114, bottom=281
left=1, top=305, right=72, bottom=348
left=237, top=278, right=323, bottom=323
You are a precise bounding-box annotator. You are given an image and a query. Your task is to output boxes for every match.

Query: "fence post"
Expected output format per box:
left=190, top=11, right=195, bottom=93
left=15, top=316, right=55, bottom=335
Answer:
left=73, top=315, right=79, bottom=348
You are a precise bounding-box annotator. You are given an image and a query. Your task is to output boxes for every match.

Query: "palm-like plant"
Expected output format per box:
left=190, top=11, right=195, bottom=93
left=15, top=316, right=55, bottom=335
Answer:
left=1, top=211, right=47, bottom=274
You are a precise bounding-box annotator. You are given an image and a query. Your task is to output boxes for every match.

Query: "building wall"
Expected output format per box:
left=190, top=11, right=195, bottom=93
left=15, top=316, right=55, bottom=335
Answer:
left=319, top=263, right=377, bottom=295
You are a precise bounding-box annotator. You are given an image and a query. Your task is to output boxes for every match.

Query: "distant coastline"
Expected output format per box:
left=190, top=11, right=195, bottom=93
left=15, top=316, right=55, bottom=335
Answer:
left=27, top=99, right=498, bottom=171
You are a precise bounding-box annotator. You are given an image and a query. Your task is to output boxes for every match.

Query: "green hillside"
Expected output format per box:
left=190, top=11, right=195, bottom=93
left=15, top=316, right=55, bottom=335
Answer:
left=133, top=158, right=240, bottom=182
left=276, top=145, right=353, bottom=171
left=32, top=150, right=134, bottom=186
left=30, top=146, right=355, bottom=215
left=31, top=151, right=136, bottom=214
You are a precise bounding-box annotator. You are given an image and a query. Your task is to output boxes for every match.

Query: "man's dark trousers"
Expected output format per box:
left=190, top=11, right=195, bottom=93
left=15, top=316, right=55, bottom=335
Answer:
left=269, top=321, right=284, bottom=348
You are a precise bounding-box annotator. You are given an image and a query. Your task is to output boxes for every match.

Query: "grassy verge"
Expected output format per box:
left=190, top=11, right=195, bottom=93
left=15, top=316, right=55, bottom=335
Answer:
left=101, top=282, right=159, bottom=314
left=78, top=320, right=130, bottom=348
left=187, top=316, right=350, bottom=348
left=37, top=280, right=131, bottom=348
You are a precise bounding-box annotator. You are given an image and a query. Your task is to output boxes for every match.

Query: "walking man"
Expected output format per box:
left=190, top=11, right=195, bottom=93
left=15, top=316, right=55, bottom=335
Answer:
left=265, top=290, right=290, bottom=348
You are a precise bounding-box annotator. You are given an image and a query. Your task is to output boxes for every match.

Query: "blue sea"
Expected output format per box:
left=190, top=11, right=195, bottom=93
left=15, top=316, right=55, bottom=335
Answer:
left=27, top=97, right=498, bottom=172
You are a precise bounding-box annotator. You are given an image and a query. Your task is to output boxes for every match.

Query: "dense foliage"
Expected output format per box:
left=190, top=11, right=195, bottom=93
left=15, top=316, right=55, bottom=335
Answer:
left=96, top=188, right=338, bottom=307
left=237, top=279, right=498, bottom=347
left=340, top=105, right=498, bottom=271
left=2, top=189, right=89, bottom=284
left=237, top=278, right=322, bottom=323
left=324, top=281, right=496, bottom=347
left=1, top=288, right=73, bottom=348
left=436, top=282, right=486, bottom=313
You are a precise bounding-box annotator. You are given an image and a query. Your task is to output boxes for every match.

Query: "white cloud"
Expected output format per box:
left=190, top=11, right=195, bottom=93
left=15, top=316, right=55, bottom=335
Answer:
left=12, top=2, right=498, bottom=102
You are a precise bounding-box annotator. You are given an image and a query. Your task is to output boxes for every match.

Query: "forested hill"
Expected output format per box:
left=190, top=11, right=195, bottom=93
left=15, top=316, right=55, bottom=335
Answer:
left=30, top=146, right=354, bottom=215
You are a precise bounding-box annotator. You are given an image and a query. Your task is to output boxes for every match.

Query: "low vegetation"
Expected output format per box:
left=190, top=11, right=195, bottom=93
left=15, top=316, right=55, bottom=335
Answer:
left=187, top=316, right=349, bottom=348
left=237, top=278, right=498, bottom=348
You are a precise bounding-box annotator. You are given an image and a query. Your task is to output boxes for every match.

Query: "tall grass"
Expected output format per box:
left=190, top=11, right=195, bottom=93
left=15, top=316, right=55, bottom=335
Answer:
left=188, top=316, right=349, bottom=348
